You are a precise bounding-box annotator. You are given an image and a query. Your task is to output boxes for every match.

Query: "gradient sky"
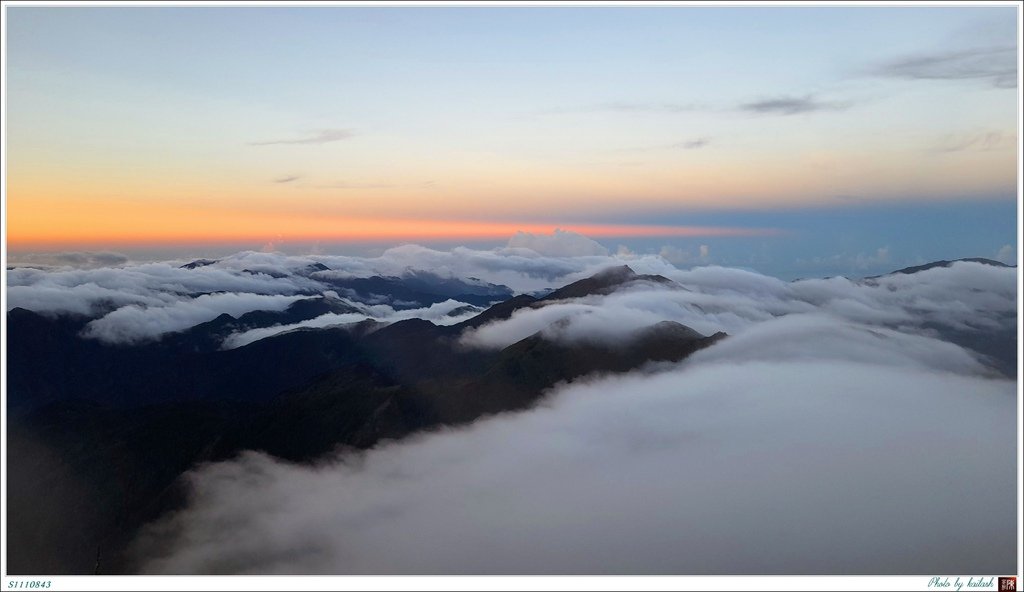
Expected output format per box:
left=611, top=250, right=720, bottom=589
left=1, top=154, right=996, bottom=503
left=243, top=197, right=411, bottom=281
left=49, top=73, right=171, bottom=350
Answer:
left=3, top=5, right=1020, bottom=277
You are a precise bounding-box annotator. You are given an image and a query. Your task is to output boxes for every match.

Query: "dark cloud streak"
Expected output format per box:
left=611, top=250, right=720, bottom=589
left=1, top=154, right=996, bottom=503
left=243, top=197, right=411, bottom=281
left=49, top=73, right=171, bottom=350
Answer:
left=873, top=46, right=1016, bottom=89
left=676, top=137, right=710, bottom=150
left=739, top=95, right=848, bottom=116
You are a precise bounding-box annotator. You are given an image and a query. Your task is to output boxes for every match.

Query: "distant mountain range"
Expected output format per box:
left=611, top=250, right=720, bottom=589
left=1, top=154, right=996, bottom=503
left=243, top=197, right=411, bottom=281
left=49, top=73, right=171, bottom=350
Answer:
left=177, top=260, right=516, bottom=308
left=866, top=257, right=1012, bottom=278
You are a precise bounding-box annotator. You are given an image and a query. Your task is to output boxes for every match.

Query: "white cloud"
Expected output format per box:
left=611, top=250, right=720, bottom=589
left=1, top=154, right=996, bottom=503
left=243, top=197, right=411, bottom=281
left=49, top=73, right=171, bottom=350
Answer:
left=219, top=312, right=371, bottom=349
left=313, top=244, right=650, bottom=293
left=460, top=261, right=1015, bottom=354
left=6, top=281, right=169, bottom=317
left=134, top=357, right=1016, bottom=574
left=8, top=241, right=682, bottom=324
left=7, top=262, right=317, bottom=317
left=82, top=293, right=311, bottom=344
left=222, top=299, right=481, bottom=349
left=658, top=245, right=692, bottom=266
left=659, top=244, right=712, bottom=267
left=997, top=244, right=1017, bottom=265
left=685, top=313, right=989, bottom=375
left=8, top=245, right=1015, bottom=358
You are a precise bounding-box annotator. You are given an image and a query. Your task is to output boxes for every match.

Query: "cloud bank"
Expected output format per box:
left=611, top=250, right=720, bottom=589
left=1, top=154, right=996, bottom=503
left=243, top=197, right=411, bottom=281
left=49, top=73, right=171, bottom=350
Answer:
left=134, top=354, right=1015, bottom=574
left=461, top=261, right=1016, bottom=353
left=7, top=261, right=323, bottom=343
left=739, top=95, right=847, bottom=115
left=7, top=242, right=1016, bottom=355
left=119, top=265, right=1014, bottom=575
left=82, top=293, right=312, bottom=345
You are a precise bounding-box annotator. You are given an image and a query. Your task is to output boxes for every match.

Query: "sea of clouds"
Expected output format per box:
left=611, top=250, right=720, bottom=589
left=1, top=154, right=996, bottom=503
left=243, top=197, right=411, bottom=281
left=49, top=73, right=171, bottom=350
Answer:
left=7, top=230, right=1016, bottom=352
left=8, top=230, right=675, bottom=345
left=133, top=358, right=1015, bottom=574
left=6, top=231, right=1018, bottom=574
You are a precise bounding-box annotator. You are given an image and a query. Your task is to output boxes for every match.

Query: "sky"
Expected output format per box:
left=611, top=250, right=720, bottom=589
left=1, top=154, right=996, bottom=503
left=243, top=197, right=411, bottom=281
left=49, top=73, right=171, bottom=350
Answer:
left=3, top=4, right=1020, bottom=278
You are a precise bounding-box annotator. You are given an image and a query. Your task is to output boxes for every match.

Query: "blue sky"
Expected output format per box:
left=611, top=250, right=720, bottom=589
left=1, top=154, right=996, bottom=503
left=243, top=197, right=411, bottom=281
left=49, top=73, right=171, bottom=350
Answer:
left=4, top=5, right=1019, bottom=278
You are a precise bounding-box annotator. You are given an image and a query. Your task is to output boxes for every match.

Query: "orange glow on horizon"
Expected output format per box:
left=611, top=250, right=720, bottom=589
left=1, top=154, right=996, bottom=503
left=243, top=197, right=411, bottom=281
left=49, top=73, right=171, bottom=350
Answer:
left=6, top=198, right=780, bottom=248
left=8, top=218, right=780, bottom=248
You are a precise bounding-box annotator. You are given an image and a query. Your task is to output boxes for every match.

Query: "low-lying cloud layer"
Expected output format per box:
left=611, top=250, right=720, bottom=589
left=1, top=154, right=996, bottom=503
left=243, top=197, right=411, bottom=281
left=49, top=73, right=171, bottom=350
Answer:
left=461, top=261, right=1016, bottom=354
left=7, top=242, right=1016, bottom=358
left=7, top=261, right=324, bottom=343
left=135, top=356, right=1015, bottom=574
left=220, top=298, right=480, bottom=349
left=7, top=236, right=682, bottom=344
left=82, top=293, right=312, bottom=345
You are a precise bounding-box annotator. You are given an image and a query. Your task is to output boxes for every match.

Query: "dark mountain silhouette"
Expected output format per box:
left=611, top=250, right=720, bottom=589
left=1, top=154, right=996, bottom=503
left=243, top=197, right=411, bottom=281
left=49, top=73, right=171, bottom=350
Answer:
left=441, top=266, right=679, bottom=334
left=868, top=257, right=1012, bottom=278
left=241, top=268, right=289, bottom=278
left=179, top=258, right=218, bottom=269
left=5, top=265, right=720, bottom=575
left=168, top=295, right=364, bottom=353
left=541, top=265, right=677, bottom=301
left=5, top=295, right=373, bottom=411
left=303, top=262, right=332, bottom=274
left=453, top=294, right=537, bottom=329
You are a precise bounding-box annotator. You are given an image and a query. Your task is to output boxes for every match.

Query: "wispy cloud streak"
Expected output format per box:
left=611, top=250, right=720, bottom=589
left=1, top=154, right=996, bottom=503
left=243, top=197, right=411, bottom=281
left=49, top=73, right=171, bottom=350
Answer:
left=250, top=129, right=355, bottom=146
left=873, top=46, right=1016, bottom=88
left=739, top=95, right=848, bottom=115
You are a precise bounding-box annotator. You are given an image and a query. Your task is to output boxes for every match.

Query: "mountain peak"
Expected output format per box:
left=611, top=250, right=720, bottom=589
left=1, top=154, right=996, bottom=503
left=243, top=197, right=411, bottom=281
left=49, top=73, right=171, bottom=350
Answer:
left=541, top=265, right=674, bottom=301
left=301, top=262, right=331, bottom=274
left=180, top=259, right=218, bottom=270
left=592, top=265, right=637, bottom=280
